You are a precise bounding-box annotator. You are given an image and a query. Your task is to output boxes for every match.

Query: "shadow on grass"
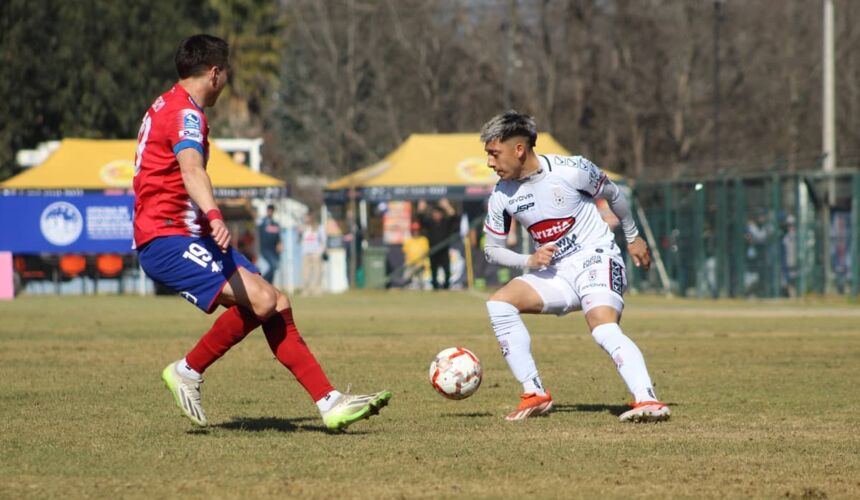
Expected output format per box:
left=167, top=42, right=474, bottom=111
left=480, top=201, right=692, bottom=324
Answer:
left=440, top=411, right=493, bottom=418
left=553, top=403, right=631, bottom=416
left=554, top=402, right=679, bottom=417
left=212, top=416, right=370, bottom=435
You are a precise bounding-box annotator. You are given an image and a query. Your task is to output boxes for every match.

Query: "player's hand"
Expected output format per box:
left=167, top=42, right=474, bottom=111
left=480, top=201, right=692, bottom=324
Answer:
left=527, top=244, right=557, bottom=268
left=210, top=219, right=231, bottom=253
left=628, top=236, right=651, bottom=271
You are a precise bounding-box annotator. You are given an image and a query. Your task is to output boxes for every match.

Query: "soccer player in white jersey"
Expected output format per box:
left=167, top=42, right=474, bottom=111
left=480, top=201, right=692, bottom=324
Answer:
left=480, top=111, right=670, bottom=423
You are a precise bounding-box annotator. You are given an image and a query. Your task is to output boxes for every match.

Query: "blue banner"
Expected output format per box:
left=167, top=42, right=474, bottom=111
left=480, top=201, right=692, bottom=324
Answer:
left=0, top=194, right=134, bottom=253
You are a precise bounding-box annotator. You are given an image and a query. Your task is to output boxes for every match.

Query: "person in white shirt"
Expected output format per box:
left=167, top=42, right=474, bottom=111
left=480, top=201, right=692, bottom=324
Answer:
left=480, top=110, right=670, bottom=423
left=300, top=213, right=327, bottom=296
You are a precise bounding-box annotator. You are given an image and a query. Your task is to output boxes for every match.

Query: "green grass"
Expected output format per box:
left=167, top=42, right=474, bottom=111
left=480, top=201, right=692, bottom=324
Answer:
left=1, top=291, right=859, bottom=499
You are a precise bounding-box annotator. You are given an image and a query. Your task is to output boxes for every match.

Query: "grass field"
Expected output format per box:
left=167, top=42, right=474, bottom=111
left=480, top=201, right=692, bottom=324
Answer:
left=1, top=291, right=859, bottom=499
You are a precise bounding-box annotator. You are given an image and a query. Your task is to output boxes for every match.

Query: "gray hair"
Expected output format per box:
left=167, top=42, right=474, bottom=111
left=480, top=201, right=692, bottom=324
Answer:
left=479, top=110, right=537, bottom=148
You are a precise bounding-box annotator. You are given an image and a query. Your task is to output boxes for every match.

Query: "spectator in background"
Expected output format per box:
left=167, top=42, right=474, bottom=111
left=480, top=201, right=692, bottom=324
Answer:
left=402, top=222, right=430, bottom=289
left=300, top=212, right=327, bottom=295
left=744, top=210, right=771, bottom=296
left=257, top=204, right=282, bottom=284
left=237, top=225, right=256, bottom=263
left=417, top=198, right=459, bottom=290
left=781, top=215, right=798, bottom=297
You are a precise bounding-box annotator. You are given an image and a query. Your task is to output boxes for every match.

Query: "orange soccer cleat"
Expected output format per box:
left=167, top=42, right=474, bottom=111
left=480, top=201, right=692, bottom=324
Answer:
left=505, top=392, right=554, bottom=421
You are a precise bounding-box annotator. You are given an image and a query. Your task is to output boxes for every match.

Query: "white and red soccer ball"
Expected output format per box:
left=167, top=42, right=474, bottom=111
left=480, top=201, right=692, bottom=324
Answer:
left=429, top=347, right=482, bottom=400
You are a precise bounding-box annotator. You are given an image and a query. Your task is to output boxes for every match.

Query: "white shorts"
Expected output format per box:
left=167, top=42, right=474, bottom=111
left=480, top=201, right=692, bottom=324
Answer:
left=515, top=246, right=627, bottom=316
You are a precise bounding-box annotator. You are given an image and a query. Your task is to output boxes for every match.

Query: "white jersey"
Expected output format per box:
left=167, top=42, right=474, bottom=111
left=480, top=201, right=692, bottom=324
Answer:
left=483, top=154, right=616, bottom=264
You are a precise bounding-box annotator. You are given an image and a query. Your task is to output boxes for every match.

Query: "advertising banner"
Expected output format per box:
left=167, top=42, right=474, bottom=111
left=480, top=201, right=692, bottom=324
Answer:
left=0, top=193, right=134, bottom=253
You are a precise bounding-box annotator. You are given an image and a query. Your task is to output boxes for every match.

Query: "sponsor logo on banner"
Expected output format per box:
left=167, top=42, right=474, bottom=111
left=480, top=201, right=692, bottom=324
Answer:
left=528, top=217, right=575, bottom=244
left=99, top=160, right=135, bottom=187
left=456, top=158, right=497, bottom=184
left=610, top=259, right=624, bottom=295
left=40, top=201, right=83, bottom=246
left=86, top=205, right=133, bottom=240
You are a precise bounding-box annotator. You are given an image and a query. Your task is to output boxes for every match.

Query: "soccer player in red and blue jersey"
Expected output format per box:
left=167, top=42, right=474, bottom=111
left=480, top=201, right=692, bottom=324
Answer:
left=134, top=34, right=391, bottom=431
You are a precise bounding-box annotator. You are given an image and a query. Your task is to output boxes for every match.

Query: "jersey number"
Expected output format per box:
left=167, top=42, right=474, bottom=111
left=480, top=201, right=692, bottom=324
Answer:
left=183, top=243, right=212, bottom=268
left=134, top=115, right=152, bottom=175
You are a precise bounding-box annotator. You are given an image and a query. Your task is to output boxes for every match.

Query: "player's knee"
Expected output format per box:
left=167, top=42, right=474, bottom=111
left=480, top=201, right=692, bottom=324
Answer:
left=252, top=285, right=279, bottom=319
left=486, top=300, right=518, bottom=317
left=486, top=300, right=520, bottom=333
left=590, top=321, right=625, bottom=349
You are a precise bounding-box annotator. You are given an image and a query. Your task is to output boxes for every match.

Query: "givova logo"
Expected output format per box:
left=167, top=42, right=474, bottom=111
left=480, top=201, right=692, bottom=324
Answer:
left=40, top=201, right=83, bottom=246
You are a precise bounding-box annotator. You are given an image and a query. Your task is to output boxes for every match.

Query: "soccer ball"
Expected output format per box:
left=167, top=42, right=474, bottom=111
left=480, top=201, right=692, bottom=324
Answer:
left=428, top=347, right=482, bottom=400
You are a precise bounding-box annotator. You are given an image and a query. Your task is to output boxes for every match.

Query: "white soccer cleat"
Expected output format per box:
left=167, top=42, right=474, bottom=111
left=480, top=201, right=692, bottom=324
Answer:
left=321, top=390, right=392, bottom=432
left=618, top=401, right=671, bottom=423
left=161, top=361, right=207, bottom=427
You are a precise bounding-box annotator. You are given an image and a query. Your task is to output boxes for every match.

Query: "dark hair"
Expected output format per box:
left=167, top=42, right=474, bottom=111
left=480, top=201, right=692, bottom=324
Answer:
left=479, top=110, right=538, bottom=148
left=266, top=204, right=275, bottom=212
left=175, top=34, right=230, bottom=79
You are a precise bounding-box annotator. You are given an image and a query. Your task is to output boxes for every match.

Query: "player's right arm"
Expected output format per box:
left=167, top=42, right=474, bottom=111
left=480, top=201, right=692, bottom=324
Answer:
left=177, top=149, right=230, bottom=251
left=482, top=192, right=556, bottom=268
left=572, top=156, right=650, bottom=270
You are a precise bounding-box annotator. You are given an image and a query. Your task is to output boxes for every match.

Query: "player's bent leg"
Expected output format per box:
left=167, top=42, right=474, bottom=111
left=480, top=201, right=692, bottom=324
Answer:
left=488, top=278, right=545, bottom=314
left=222, top=266, right=392, bottom=431
left=488, top=279, right=554, bottom=420
left=584, top=302, right=669, bottom=423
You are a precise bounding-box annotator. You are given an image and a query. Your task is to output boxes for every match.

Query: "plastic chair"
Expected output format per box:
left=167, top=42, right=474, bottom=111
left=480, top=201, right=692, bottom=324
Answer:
left=94, top=254, right=125, bottom=294
left=58, top=254, right=87, bottom=294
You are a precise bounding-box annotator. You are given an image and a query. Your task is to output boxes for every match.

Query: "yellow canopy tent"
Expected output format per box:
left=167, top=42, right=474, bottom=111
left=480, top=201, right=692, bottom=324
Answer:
left=1, top=138, right=284, bottom=197
left=324, top=133, right=622, bottom=201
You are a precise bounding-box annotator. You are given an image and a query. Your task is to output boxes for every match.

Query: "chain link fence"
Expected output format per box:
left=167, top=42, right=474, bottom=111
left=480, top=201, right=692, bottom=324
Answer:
left=629, top=170, right=860, bottom=298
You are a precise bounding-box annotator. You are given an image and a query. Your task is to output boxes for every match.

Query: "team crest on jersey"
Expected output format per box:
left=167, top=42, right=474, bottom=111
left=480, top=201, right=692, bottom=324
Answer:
left=552, top=187, right=565, bottom=207
left=528, top=217, right=575, bottom=244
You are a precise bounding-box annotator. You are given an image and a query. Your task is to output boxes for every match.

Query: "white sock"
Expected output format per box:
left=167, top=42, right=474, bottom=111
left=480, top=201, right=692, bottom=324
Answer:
left=177, top=357, right=202, bottom=381
left=591, top=323, right=658, bottom=403
left=486, top=301, right=546, bottom=396
left=315, top=390, right=343, bottom=413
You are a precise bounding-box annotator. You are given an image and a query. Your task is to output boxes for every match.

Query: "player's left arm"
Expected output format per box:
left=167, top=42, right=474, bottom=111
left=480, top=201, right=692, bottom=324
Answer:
left=580, top=158, right=651, bottom=271
left=177, top=148, right=231, bottom=252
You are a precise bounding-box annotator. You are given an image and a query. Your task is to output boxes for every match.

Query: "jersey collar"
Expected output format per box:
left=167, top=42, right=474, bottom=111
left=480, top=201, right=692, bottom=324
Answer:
left=173, top=83, right=205, bottom=112
left=517, top=156, right=550, bottom=183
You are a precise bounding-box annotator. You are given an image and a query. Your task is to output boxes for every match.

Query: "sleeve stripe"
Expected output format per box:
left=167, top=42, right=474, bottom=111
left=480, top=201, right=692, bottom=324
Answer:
left=484, top=223, right=508, bottom=236
left=173, top=140, right=205, bottom=156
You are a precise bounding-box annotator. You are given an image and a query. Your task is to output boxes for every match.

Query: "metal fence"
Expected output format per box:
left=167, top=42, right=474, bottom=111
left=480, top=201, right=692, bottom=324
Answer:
left=628, top=170, right=860, bottom=298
